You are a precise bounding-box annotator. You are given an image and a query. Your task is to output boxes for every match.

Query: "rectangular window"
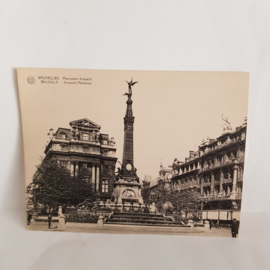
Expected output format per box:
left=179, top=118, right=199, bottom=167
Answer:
left=102, top=180, right=109, bottom=193
left=60, top=161, right=67, bottom=167
left=82, top=133, right=89, bottom=141
left=84, top=177, right=89, bottom=183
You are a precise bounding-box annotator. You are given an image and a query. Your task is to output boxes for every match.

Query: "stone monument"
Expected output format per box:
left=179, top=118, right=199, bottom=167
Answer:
left=112, top=79, right=144, bottom=208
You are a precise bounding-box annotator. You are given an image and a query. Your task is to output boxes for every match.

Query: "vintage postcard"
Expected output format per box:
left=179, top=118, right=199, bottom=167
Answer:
left=17, top=68, right=249, bottom=237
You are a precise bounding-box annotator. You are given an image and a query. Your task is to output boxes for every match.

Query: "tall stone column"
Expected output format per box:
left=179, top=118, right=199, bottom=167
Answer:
left=239, top=166, right=243, bottom=178
left=230, top=160, right=239, bottom=199
left=122, top=93, right=134, bottom=169
left=200, top=176, right=204, bottom=195
left=219, top=169, right=224, bottom=196
left=96, top=166, right=100, bottom=192
left=70, top=162, right=74, bottom=176
left=75, top=162, right=79, bottom=176
left=238, top=185, right=242, bottom=198
left=210, top=172, right=214, bottom=195
left=236, top=149, right=240, bottom=159
left=92, top=164, right=96, bottom=192
left=227, top=186, right=230, bottom=197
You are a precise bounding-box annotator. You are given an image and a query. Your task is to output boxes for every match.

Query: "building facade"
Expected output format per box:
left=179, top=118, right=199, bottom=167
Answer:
left=170, top=118, right=247, bottom=222
left=143, top=118, right=247, bottom=222
left=143, top=163, right=173, bottom=204
left=43, top=118, right=117, bottom=201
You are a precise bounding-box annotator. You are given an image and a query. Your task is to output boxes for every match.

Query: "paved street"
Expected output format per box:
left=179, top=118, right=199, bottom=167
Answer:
left=27, top=222, right=232, bottom=237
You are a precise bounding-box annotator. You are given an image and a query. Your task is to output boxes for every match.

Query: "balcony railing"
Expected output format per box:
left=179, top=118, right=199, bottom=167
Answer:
left=199, top=160, right=234, bottom=173
left=201, top=195, right=230, bottom=201
left=207, top=196, right=229, bottom=201
left=55, top=137, right=70, bottom=141
left=202, top=194, right=242, bottom=201
left=202, top=182, right=211, bottom=187
left=223, top=178, right=233, bottom=183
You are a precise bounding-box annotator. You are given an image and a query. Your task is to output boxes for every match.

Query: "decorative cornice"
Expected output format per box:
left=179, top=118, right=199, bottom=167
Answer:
left=46, top=150, right=117, bottom=160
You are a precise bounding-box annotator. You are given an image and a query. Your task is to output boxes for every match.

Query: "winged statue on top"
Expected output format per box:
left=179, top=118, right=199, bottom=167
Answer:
left=123, top=78, right=138, bottom=96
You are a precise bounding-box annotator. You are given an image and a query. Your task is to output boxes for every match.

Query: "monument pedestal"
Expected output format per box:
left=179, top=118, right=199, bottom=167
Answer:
left=32, top=211, right=39, bottom=222
left=113, top=181, right=144, bottom=205
left=58, top=206, right=66, bottom=230
left=97, top=215, right=104, bottom=226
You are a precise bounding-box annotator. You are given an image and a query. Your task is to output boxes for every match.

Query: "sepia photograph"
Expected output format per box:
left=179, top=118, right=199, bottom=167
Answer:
left=3, top=1, right=270, bottom=268
left=17, top=68, right=249, bottom=238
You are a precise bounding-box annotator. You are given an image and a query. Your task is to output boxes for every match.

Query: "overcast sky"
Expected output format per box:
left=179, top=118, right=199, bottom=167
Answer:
left=18, top=69, right=249, bottom=186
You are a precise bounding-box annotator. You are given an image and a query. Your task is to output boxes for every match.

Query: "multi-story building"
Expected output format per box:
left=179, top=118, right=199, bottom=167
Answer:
left=142, top=175, right=152, bottom=204
left=170, top=118, right=247, bottom=223
left=43, top=118, right=117, bottom=201
left=143, top=163, right=173, bottom=201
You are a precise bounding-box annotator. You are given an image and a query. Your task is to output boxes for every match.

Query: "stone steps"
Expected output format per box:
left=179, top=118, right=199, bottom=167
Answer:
left=110, top=216, right=173, bottom=221
left=108, top=218, right=180, bottom=225
left=112, top=212, right=164, bottom=218
left=105, top=211, right=187, bottom=227
left=112, top=214, right=170, bottom=220
left=105, top=221, right=189, bottom=227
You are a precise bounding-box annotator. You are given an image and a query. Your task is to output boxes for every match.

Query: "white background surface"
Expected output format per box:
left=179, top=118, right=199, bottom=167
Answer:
left=1, top=0, right=270, bottom=269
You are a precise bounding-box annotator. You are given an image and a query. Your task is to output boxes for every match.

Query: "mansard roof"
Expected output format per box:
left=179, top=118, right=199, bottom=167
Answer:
left=69, top=118, right=101, bottom=130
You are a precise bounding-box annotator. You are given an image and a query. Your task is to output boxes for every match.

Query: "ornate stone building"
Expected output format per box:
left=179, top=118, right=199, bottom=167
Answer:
left=170, top=118, right=247, bottom=222
left=144, top=163, right=173, bottom=201
left=43, top=118, right=117, bottom=201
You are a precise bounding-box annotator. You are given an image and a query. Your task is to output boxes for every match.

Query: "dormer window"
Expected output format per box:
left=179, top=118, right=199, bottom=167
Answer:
left=59, top=132, right=67, bottom=139
left=82, top=133, right=89, bottom=141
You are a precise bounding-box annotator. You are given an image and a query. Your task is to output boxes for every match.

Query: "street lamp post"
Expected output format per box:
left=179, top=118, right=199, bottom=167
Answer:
left=200, top=195, right=207, bottom=223
left=33, top=189, right=37, bottom=212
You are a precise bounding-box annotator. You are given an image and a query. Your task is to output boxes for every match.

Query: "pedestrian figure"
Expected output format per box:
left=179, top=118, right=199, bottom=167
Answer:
left=48, top=214, right=52, bottom=229
left=216, top=220, right=219, bottom=229
left=144, top=205, right=150, bottom=214
left=209, top=220, right=212, bottom=230
left=231, top=219, right=239, bottom=238
left=27, top=212, right=32, bottom=225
